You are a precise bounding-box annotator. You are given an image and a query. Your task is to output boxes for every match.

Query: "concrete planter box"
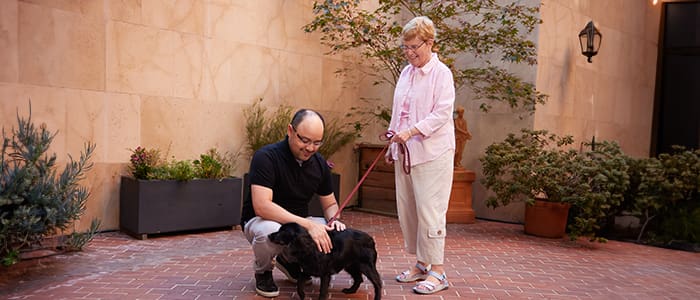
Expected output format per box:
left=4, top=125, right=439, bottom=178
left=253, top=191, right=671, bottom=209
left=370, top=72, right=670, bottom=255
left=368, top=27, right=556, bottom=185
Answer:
left=119, top=176, right=243, bottom=239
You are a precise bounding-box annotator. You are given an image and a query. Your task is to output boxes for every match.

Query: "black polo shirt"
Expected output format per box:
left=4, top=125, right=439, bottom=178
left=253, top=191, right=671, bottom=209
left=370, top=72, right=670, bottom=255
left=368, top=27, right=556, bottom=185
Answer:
left=240, top=137, right=333, bottom=225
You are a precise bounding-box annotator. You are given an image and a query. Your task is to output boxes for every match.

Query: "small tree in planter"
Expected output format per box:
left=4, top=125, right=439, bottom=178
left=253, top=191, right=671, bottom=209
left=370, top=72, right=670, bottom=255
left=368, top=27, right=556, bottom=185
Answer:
left=1, top=104, right=99, bottom=266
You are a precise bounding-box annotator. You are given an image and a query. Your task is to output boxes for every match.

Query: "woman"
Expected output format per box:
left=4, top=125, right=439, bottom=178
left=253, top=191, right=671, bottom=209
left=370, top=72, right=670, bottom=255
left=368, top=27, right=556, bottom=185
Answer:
left=386, top=16, right=455, bottom=295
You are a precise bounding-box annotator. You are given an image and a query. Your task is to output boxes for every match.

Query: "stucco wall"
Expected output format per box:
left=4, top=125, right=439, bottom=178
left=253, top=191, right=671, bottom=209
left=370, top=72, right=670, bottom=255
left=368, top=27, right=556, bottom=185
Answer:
left=0, top=0, right=361, bottom=231
left=472, top=0, right=663, bottom=223
left=0, top=0, right=666, bottom=229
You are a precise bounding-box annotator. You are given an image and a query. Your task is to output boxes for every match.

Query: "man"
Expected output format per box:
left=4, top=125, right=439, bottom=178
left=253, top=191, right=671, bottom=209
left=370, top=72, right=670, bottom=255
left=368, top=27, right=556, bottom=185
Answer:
left=240, top=109, right=346, bottom=298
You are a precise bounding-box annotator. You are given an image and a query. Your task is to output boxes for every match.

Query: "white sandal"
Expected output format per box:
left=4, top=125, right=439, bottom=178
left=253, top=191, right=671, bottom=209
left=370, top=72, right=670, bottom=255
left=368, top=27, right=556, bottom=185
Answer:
left=395, top=263, right=429, bottom=282
left=413, top=271, right=449, bottom=294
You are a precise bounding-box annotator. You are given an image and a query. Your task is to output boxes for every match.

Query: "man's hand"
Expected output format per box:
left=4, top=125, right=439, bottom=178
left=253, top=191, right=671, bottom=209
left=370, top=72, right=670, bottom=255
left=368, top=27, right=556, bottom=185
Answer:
left=306, top=222, right=333, bottom=254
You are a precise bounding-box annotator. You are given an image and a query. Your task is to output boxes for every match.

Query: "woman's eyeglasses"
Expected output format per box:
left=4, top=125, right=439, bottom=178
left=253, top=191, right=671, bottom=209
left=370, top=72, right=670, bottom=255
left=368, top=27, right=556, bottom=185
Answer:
left=399, top=40, right=426, bottom=52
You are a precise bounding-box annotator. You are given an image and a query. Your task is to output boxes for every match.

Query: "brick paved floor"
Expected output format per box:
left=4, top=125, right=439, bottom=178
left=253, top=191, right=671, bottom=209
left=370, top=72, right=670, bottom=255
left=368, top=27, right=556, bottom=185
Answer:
left=1, top=210, right=699, bottom=300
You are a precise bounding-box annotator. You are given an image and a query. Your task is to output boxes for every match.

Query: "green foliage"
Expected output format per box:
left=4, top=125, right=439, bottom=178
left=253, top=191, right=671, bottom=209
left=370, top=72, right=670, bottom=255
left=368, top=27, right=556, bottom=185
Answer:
left=128, top=147, right=238, bottom=181
left=317, top=119, right=362, bottom=160
left=60, top=219, right=101, bottom=252
left=480, top=129, right=578, bottom=207
left=1, top=104, right=99, bottom=265
left=129, top=146, right=162, bottom=179
left=193, top=149, right=236, bottom=179
left=243, top=100, right=361, bottom=162
left=346, top=99, right=392, bottom=134
left=243, top=99, right=293, bottom=155
left=167, top=160, right=195, bottom=181
left=566, top=141, right=630, bottom=242
left=625, top=147, right=700, bottom=243
left=482, top=130, right=700, bottom=245
left=304, top=0, right=547, bottom=114
left=480, top=130, right=632, bottom=242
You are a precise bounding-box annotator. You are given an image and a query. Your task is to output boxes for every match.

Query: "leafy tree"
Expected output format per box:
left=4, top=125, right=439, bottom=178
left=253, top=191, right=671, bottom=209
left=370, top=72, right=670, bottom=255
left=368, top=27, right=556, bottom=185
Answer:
left=304, top=0, right=547, bottom=114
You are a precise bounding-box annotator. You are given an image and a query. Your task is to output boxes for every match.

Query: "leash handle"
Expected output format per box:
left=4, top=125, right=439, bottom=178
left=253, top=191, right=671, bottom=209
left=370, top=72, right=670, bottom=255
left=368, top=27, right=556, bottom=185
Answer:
left=380, top=130, right=411, bottom=175
left=327, top=130, right=411, bottom=224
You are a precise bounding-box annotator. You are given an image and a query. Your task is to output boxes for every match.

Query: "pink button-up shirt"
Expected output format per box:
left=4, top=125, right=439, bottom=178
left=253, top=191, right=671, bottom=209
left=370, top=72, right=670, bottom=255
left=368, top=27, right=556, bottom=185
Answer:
left=388, top=53, right=455, bottom=166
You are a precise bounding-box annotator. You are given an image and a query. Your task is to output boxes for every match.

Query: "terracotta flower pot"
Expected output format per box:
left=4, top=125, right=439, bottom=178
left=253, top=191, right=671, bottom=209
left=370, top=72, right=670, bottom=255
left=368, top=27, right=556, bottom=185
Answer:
left=524, top=199, right=571, bottom=238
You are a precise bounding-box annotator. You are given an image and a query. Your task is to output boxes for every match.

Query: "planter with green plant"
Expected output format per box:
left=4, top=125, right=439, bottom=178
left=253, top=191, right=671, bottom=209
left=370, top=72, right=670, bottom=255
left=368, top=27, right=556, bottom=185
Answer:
left=481, top=129, right=630, bottom=241
left=119, top=147, right=242, bottom=239
left=481, top=129, right=578, bottom=238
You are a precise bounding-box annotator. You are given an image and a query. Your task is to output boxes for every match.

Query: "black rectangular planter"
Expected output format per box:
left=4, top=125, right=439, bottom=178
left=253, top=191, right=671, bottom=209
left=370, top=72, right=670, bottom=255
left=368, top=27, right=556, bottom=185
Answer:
left=119, top=176, right=243, bottom=239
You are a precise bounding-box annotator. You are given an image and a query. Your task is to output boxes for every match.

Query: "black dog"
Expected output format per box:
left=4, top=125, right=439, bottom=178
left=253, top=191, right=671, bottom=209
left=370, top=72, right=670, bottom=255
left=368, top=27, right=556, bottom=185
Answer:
left=268, top=222, right=382, bottom=300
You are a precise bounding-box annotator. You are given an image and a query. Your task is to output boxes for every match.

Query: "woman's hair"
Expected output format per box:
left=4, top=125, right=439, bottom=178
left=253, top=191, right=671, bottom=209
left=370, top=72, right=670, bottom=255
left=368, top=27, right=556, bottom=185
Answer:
left=402, top=16, right=436, bottom=42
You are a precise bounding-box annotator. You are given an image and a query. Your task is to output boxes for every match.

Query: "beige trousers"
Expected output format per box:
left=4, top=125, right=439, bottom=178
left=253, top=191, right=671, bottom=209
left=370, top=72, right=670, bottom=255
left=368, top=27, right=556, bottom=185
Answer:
left=394, top=149, right=454, bottom=265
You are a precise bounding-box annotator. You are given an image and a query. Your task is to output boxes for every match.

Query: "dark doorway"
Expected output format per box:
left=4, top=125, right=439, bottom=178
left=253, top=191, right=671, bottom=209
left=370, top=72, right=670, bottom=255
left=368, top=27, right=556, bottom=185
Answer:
left=652, top=1, right=700, bottom=156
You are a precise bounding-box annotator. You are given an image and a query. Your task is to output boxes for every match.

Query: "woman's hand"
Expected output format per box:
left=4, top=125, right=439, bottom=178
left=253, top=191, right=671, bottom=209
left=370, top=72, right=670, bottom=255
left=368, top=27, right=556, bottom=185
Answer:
left=391, top=129, right=412, bottom=144
left=326, top=220, right=346, bottom=231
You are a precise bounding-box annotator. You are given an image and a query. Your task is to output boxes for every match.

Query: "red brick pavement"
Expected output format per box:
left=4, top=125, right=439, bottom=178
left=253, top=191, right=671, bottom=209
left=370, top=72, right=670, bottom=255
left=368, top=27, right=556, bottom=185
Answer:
left=1, top=210, right=699, bottom=299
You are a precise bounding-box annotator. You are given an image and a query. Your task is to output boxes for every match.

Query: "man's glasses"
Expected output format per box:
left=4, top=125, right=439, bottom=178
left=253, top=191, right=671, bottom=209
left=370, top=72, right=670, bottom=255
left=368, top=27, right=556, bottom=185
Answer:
left=293, top=127, right=323, bottom=147
left=399, top=40, right=426, bottom=52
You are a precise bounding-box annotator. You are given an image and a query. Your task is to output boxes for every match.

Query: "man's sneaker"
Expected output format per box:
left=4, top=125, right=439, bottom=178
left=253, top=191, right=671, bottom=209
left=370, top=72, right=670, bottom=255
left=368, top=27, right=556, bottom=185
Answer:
left=275, top=256, right=312, bottom=285
left=254, top=271, right=279, bottom=298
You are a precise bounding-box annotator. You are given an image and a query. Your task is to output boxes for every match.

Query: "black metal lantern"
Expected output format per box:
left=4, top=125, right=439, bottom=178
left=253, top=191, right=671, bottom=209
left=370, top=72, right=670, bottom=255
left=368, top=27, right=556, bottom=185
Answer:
left=579, top=21, right=602, bottom=63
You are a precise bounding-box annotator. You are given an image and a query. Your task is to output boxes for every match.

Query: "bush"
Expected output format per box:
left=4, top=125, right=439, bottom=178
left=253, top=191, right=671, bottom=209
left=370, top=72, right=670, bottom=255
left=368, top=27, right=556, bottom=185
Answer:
left=128, top=147, right=237, bottom=181
left=243, top=99, right=292, bottom=156
left=626, top=146, right=700, bottom=244
left=243, top=99, right=361, bottom=162
left=481, top=130, right=631, bottom=242
left=1, top=105, right=99, bottom=266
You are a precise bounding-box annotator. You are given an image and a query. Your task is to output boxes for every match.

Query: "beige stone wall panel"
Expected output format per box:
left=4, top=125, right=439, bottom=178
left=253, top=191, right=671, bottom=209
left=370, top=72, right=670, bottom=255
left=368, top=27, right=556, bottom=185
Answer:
left=106, top=0, right=143, bottom=24
left=0, top=1, right=19, bottom=82
left=106, top=21, right=181, bottom=96
left=228, top=42, right=279, bottom=104
left=142, top=0, right=205, bottom=35
left=19, top=2, right=105, bottom=90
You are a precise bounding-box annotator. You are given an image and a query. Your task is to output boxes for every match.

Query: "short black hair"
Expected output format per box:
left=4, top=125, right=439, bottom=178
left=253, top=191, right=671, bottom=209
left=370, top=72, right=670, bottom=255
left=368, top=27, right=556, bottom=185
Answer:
left=290, top=109, right=325, bottom=129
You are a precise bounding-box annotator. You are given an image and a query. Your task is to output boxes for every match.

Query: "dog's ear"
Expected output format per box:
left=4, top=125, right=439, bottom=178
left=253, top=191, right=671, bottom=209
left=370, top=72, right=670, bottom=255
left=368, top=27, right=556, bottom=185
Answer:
left=269, top=223, right=300, bottom=245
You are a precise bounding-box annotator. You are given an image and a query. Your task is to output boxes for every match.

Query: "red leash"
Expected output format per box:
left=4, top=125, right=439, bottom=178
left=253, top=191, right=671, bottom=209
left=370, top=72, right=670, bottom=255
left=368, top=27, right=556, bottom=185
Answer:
left=327, top=131, right=410, bottom=224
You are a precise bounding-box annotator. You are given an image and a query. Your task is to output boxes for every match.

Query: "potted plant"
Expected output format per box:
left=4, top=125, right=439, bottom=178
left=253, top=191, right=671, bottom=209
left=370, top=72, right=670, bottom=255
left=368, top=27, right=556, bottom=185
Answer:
left=119, top=147, right=242, bottom=239
left=481, top=129, right=579, bottom=238
left=481, top=129, right=631, bottom=241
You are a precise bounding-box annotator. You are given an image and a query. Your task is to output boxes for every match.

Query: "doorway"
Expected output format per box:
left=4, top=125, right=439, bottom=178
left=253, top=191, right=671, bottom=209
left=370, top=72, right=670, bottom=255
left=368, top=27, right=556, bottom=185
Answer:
left=652, top=1, right=700, bottom=155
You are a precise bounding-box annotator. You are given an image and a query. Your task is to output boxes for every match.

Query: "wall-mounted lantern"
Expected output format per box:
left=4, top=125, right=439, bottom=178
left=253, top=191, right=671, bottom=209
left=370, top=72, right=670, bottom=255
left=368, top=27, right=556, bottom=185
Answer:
left=578, top=21, right=602, bottom=63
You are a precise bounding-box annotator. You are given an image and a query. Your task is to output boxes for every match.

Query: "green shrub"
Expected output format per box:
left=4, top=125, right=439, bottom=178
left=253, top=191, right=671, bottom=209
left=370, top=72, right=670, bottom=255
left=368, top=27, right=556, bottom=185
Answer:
left=243, top=99, right=292, bottom=156
left=243, top=99, right=361, bottom=162
left=566, top=140, right=630, bottom=242
left=481, top=130, right=631, bottom=242
left=1, top=105, right=99, bottom=265
left=628, top=147, right=700, bottom=244
left=128, top=147, right=237, bottom=181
